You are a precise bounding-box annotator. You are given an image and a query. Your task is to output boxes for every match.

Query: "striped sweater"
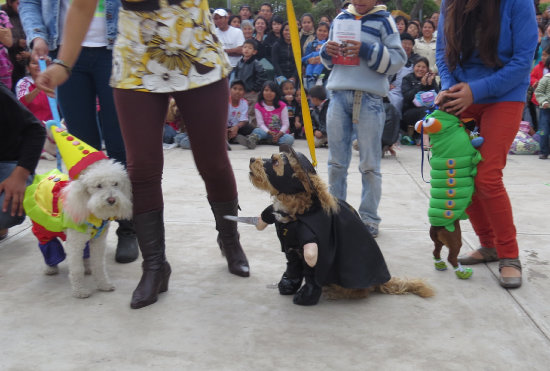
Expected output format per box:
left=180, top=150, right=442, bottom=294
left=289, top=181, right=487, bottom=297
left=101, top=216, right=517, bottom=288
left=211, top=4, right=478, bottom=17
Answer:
left=320, top=5, right=406, bottom=96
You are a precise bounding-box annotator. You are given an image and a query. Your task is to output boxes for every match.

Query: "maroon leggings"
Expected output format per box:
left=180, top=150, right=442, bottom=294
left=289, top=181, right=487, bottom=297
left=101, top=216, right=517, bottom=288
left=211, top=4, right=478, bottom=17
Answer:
left=113, top=79, right=237, bottom=214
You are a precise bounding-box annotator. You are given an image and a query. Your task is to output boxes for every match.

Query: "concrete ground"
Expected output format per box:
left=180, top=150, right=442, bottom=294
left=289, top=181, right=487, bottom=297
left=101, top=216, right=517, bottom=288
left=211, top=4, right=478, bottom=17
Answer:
left=1, top=140, right=550, bottom=370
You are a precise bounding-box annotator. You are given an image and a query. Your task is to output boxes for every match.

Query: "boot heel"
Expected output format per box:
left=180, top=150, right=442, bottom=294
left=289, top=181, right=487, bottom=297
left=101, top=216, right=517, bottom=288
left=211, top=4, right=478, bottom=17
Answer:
left=159, top=262, right=171, bottom=293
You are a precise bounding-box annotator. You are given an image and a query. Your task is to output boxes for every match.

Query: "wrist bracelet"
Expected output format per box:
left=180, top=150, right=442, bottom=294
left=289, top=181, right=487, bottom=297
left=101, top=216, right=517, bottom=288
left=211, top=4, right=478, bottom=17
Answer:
left=52, top=59, right=72, bottom=75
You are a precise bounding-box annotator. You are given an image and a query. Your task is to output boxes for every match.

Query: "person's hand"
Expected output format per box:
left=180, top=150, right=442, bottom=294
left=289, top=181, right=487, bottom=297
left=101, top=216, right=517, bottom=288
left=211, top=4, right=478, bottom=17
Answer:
left=31, top=37, right=49, bottom=60
left=18, top=39, right=27, bottom=49
left=314, top=130, right=323, bottom=139
left=16, top=51, right=30, bottom=62
left=426, top=72, right=435, bottom=85
left=295, top=120, right=302, bottom=130
left=421, top=73, right=428, bottom=86
left=0, top=27, right=11, bottom=46
left=228, top=125, right=239, bottom=139
left=0, top=166, right=30, bottom=217
left=439, top=82, right=473, bottom=116
left=307, top=56, right=321, bottom=64
left=35, top=63, right=71, bottom=97
left=324, top=41, right=340, bottom=58
left=341, top=40, right=361, bottom=58
left=543, top=102, right=549, bottom=109
left=272, top=131, right=283, bottom=143
left=434, top=90, right=450, bottom=106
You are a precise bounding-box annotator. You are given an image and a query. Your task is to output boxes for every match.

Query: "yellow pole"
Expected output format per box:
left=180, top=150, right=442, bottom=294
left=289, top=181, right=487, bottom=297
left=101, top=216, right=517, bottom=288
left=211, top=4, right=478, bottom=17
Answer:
left=286, top=0, right=317, bottom=167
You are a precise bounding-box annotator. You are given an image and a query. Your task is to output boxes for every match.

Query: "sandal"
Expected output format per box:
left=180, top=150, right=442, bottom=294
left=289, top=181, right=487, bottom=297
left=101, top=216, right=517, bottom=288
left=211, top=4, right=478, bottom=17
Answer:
left=499, top=258, right=522, bottom=288
left=458, top=246, right=499, bottom=265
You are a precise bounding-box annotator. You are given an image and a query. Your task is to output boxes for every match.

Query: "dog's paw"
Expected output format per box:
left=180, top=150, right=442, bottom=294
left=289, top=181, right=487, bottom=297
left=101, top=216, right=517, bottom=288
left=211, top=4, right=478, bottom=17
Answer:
left=97, top=282, right=115, bottom=292
left=72, top=288, right=92, bottom=298
left=44, top=265, right=59, bottom=275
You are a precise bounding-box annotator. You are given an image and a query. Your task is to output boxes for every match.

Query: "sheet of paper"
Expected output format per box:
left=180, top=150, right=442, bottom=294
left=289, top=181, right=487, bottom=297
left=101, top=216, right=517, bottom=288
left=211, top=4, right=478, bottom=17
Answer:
left=332, top=19, right=361, bottom=66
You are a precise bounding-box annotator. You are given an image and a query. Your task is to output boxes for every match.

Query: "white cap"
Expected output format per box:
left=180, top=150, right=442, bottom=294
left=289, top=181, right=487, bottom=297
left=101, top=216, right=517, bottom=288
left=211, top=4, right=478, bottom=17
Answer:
left=213, top=9, right=228, bottom=17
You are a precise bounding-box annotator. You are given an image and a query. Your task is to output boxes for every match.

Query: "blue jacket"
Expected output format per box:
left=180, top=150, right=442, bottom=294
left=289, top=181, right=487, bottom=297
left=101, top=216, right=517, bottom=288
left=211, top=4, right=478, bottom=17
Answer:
left=302, top=39, right=326, bottom=77
left=20, top=0, right=120, bottom=50
left=320, top=5, right=406, bottom=96
left=436, top=0, right=538, bottom=104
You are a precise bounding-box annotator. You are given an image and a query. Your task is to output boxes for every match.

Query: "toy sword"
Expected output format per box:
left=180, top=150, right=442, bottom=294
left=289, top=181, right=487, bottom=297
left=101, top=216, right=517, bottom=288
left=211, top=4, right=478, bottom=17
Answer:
left=223, top=215, right=259, bottom=225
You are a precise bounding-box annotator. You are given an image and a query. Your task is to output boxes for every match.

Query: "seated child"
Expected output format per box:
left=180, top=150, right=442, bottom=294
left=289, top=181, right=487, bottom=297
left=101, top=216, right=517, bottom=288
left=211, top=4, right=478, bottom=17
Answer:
left=15, top=57, right=56, bottom=160
left=302, top=22, right=330, bottom=90
left=232, top=39, right=268, bottom=126
left=246, top=81, right=295, bottom=148
left=280, top=79, right=303, bottom=138
left=309, top=85, right=329, bottom=148
left=164, top=97, right=190, bottom=149
left=226, top=79, right=256, bottom=149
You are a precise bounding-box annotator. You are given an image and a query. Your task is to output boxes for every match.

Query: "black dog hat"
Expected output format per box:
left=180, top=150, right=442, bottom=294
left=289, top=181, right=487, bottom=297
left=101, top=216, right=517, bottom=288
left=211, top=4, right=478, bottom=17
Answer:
left=263, top=145, right=317, bottom=195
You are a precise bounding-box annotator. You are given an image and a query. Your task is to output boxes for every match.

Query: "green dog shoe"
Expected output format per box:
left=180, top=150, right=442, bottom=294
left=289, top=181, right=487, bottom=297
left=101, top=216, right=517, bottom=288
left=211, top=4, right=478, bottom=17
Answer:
left=454, top=264, right=473, bottom=279
left=434, top=257, right=447, bottom=271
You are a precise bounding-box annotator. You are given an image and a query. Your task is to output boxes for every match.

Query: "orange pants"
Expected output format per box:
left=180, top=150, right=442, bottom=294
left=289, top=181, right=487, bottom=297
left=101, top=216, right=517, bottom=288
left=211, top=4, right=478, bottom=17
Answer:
left=461, top=102, right=523, bottom=259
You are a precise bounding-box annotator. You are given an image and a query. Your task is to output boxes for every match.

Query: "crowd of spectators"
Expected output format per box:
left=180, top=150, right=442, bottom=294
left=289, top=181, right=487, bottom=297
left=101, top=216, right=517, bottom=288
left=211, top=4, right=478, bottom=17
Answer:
left=1, top=1, right=546, bottom=155
left=159, top=4, right=448, bottom=151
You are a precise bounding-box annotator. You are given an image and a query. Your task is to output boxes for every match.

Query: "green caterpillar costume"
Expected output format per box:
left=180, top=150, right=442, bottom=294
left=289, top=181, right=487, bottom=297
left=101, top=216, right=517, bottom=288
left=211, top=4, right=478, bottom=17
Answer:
left=415, top=110, right=482, bottom=232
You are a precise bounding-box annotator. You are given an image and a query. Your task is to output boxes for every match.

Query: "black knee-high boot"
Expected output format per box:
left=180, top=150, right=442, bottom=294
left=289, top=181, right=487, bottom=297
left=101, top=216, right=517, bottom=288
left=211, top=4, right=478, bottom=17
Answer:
left=209, top=198, right=250, bottom=277
left=130, top=209, right=171, bottom=309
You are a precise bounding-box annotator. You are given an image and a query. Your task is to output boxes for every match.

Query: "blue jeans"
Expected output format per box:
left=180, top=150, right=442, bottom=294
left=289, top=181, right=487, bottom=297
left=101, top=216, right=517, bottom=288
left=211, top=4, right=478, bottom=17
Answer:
left=163, top=124, right=178, bottom=144
left=327, top=90, right=385, bottom=225
left=56, top=47, right=126, bottom=165
left=251, top=128, right=295, bottom=146
left=0, top=162, right=33, bottom=229
left=539, top=108, right=550, bottom=155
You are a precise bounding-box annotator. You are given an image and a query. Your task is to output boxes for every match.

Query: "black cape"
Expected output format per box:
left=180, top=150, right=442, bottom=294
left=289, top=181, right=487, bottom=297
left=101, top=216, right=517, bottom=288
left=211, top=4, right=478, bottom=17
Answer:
left=263, top=199, right=391, bottom=288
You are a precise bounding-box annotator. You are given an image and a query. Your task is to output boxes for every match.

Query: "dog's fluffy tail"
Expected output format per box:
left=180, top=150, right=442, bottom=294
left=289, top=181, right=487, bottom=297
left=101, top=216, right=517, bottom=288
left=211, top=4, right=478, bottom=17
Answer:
left=376, top=277, right=434, bottom=298
left=323, top=277, right=434, bottom=300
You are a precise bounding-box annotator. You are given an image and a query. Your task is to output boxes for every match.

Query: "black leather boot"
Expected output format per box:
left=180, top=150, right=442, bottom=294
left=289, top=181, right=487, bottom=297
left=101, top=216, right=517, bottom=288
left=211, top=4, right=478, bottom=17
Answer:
left=278, top=250, right=304, bottom=295
left=209, top=198, right=250, bottom=277
left=130, top=209, right=171, bottom=309
left=115, top=219, right=139, bottom=263
left=293, top=266, right=322, bottom=306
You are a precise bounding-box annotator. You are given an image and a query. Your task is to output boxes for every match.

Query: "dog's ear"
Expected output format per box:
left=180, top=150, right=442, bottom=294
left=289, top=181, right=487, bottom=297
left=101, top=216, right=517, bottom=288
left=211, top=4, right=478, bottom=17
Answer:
left=62, top=180, right=90, bottom=224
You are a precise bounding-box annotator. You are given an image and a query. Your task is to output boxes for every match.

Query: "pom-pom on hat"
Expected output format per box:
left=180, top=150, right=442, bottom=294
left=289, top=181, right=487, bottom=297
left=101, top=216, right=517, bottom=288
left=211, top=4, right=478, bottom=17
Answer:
left=46, top=120, right=108, bottom=179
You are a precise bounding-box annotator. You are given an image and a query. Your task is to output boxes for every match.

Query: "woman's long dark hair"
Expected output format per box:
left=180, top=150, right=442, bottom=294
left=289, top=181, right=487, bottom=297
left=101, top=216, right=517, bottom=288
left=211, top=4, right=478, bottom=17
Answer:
left=443, top=0, right=502, bottom=71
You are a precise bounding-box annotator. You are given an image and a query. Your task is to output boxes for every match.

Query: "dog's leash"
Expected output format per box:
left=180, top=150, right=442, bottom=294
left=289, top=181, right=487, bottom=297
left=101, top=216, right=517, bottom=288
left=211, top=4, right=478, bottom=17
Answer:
left=420, top=107, right=437, bottom=184
left=38, top=59, right=63, bottom=172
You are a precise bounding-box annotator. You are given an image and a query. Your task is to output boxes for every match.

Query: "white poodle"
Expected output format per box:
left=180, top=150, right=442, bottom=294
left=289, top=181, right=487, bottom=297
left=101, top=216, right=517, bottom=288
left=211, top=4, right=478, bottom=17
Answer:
left=26, top=159, right=133, bottom=298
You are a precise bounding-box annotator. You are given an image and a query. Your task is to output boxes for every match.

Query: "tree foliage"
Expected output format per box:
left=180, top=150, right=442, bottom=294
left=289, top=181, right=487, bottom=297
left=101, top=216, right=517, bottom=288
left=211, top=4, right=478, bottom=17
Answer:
left=210, top=0, right=339, bottom=22
left=386, top=0, right=440, bottom=20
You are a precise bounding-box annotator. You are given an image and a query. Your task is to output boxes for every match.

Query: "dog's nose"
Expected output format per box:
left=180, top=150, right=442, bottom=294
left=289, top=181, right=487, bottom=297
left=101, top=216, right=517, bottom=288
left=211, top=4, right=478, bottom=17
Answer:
left=107, top=197, right=116, bottom=205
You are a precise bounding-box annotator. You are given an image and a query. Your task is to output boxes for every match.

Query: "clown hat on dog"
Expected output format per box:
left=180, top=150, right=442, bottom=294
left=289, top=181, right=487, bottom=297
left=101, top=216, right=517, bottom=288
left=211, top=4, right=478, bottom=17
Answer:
left=46, top=120, right=108, bottom=179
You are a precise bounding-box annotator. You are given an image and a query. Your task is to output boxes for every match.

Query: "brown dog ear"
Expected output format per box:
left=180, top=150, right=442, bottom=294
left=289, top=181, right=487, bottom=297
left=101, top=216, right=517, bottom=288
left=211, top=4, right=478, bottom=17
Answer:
left=279, top=144, right=316, bottom=175
left=279, top=144, right=318, bottom=194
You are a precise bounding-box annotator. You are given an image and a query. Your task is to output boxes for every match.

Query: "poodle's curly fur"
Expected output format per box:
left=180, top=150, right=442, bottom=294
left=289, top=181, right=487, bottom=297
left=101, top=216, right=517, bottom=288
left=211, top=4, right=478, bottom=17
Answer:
left=43, top=160, right=132, bottom=298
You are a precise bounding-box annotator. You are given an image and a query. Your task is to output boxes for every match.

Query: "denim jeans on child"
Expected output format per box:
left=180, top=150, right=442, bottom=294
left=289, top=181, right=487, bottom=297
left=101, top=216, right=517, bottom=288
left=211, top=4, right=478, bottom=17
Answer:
left=251, top=128, right=295, bottom=146
left=539, top=108, right=550, bottom=155
left=0, top=162, right=33, bottom=229
left=327, top=90, right=385, bottom=225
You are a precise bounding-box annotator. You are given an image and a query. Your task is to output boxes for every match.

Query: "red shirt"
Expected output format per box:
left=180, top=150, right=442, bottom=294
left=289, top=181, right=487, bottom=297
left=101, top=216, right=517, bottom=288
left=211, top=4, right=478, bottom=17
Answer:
left=16, top=76, right=53, bottom=122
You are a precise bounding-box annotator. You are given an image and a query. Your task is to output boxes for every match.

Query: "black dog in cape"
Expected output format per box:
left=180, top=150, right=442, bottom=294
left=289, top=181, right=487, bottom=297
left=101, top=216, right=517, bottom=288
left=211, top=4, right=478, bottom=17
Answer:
left=249, top=145, right=433, bottom=305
